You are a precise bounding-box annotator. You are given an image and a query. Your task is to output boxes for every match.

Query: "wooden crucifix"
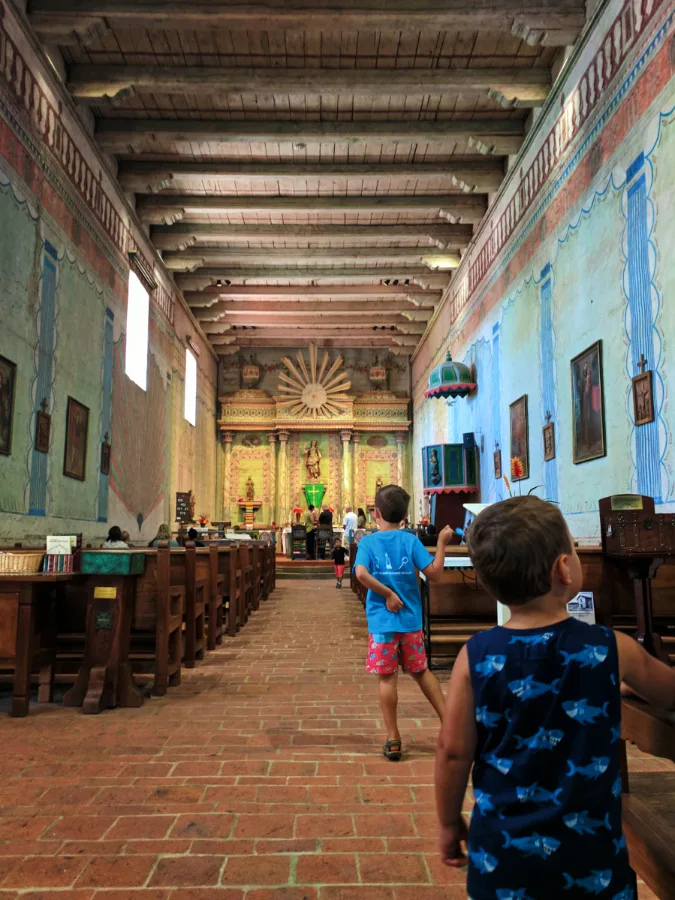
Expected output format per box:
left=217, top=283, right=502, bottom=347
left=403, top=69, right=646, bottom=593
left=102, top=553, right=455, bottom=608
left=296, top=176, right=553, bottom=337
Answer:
left=543, top=410, right=556, bottom=462
left=632, top=353, right=654, bottom=426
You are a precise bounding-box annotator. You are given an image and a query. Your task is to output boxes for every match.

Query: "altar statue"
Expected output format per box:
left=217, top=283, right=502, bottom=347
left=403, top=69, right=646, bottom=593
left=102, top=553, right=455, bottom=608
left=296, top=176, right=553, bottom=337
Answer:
left=246, top=476, right=255, bottom=501
left=304, top=440, right=322, bottom=481
left=375, top=474, right=384, bottom=496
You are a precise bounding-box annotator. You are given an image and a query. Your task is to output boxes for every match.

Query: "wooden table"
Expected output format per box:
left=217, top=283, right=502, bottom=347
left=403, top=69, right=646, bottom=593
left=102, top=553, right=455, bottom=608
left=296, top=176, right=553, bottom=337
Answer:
left=0, top=573, right=69, bottom=716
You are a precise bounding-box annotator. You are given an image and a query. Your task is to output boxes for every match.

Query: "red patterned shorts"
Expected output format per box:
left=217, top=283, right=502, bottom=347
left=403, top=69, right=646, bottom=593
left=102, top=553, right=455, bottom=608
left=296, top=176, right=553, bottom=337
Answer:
left=366, top=630, right=428, bottom=675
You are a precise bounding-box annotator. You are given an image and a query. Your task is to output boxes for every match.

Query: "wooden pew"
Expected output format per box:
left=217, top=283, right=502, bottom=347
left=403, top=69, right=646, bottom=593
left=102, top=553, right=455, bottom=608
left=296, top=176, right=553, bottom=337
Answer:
left=250, top=543, right=262, bottom=611
left=183, top=543, right=207, bottom=667
left=238, top=543, right=253, bottom=625
left=217, top=544, right=241, bottom=637
left=206, top=545, right=224, bottom=649
left=130, top=544, right=184, bottom=695
left=621, top=698, right=675, bottom=898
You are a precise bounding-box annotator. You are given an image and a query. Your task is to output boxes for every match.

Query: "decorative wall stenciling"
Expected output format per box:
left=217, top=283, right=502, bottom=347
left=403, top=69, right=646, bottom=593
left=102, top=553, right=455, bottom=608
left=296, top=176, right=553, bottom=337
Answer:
left=539, top=264, right=559, bottom=501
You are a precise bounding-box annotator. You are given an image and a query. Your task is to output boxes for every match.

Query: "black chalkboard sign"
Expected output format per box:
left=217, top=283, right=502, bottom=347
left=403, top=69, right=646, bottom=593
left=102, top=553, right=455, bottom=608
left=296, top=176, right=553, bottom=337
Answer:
left=176, top=491, right=191, bottom=523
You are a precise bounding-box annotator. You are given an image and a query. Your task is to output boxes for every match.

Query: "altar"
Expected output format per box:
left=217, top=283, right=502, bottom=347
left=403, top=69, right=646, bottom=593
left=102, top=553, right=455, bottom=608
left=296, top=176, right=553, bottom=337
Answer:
left=218, top=344, right=412, bottom=539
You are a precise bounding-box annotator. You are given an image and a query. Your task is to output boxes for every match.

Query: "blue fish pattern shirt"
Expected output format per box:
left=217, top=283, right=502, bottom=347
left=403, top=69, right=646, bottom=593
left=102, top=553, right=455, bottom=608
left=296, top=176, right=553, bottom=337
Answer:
left=466, top=618, right=636, bottom=900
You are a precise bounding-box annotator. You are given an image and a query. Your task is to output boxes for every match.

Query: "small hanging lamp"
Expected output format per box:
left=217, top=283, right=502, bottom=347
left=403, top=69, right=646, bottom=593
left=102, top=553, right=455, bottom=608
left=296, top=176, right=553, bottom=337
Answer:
left=424, top=352, right=476, bottom=399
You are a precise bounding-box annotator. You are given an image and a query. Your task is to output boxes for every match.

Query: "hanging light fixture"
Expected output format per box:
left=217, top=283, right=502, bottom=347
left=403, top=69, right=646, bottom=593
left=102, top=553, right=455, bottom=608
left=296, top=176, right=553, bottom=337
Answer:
left=424, top=352, right=476, bottom=399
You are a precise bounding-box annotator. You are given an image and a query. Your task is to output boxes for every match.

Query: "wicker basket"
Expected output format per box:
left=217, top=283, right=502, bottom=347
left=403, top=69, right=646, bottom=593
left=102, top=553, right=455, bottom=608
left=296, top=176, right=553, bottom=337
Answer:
left=0, top=552, right=45, bottom=575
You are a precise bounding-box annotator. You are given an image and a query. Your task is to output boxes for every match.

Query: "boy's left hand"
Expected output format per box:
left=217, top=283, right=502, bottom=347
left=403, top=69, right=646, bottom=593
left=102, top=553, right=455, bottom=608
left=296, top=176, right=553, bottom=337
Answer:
left=439, top=817, right=469, bottom=868
left=437, top=525, right=454, bottom=546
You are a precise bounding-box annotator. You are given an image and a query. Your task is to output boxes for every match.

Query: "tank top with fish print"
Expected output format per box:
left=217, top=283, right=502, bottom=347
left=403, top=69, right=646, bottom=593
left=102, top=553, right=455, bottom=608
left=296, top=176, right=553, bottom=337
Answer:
left=465, top=617, right=636, bottom=900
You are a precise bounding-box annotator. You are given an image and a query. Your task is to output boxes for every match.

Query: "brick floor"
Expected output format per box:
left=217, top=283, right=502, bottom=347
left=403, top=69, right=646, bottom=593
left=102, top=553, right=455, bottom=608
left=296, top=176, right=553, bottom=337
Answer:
left=0, top=578, right=668, bottom=898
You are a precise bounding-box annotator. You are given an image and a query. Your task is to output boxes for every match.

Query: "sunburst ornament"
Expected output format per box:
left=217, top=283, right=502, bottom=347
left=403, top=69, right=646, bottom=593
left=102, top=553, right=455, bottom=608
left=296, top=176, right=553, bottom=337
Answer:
left=277, top=343, right=352, bottom=418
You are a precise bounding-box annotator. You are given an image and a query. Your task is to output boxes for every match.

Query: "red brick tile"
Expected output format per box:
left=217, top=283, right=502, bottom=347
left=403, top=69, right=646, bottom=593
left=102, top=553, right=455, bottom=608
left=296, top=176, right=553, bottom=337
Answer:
left=360, top=787, right=414, bottom=805
left=107, top=816, right=175, bottom=840
left=171, top=763, right=223, bottom=779
left=424, top=854, right=468, bottom=886
left=320, top=888, right=394, bottom=900
left=0, top=842, right=61, bottom=857
left=18, top=892, right=94, bottom=900
left=354, top=814, right=416, bottom=837
left=321, top=838, right=385, bottom=853
left=0, top=819, right=54, bottom=841
left=75, top=856, right=156, bottom=888
left=255, top=838, right=316, bottom=854
left=186, top=840, right=253, bottom=856
left=255, top=786, right=308, bottom=804
left=295, top=854, right=358, bottom=885
left=359, top=854, right=429, bottom=884
left=247, top=891, right=317, bottom=900
left=308, top=787, right=362, bottom=805
left=93, top=891, right=169, bottom=900
left=168, top=892, right=243, bottom=900
left=219, top=855, right=290, bottom=886
left=233, top=815, right=293, bottom=839
left=122, top=840, right=191, bottom=855
left=202, top=787, right=257, bottom=805
left=296, top=816, right=354, bottom=838
left=42, top=818, right=117, bottom=841
left=39, top=789, right=99, bottom=807
left=150, top=857, right=222, bottom=888
left=170, top=815, right=235, bottom=839
left=394, top=888, right=467, bottom=899
left=3, top=857, right=87, bottom=888
left=58, top=842, right=125, bottom=857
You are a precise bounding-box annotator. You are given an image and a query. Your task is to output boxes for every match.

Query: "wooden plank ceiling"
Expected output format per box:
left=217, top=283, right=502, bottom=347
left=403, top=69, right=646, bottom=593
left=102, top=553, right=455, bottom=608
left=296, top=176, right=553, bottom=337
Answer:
left=29, top=0, right=585, bottom=355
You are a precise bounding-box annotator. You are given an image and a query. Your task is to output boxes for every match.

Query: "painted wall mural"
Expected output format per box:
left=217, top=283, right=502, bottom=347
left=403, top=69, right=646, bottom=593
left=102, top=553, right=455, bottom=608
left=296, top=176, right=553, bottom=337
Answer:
left=412, top=0, right=675, bottom=539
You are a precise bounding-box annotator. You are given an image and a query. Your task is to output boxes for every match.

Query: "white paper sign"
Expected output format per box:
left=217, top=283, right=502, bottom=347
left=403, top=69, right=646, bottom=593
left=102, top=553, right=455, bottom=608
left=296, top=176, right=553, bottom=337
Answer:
left=46, top=536, right=72, bottom=555
left=567, top=592, right=596, bottom=624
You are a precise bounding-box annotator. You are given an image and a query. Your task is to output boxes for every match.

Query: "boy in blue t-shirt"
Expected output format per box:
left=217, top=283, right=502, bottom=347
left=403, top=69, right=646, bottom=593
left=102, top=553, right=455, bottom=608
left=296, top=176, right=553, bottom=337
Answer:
left=435, top=496, right=675, bottom=899
left=355, top=484, right=453, bottom=760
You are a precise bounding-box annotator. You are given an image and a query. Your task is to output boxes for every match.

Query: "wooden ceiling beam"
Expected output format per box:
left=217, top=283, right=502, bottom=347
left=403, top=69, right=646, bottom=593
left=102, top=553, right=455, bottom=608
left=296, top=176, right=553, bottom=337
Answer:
left=69, top=65, right=551, bottom=104
left=196, top=301, right=435, bottom=318
left=175, top=267, right=450, bottom=290
left=163, top=246, right=462, bottom=270
left=96, top=119, right=524, bottom=156
left=121, top=161, right=504, bottom=195
left=29, top=1, right=585, bottom=45
left=184, top=285, right=442, bottom=301
left=136, top=193, right=487, bottom=225
left=151, top=223, right=474, bottom=252
left=219, top=337, right=413, bottom=349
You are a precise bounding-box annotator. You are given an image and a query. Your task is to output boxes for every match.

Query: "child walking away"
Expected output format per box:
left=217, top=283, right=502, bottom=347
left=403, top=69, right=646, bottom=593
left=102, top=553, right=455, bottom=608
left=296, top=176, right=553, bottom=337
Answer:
left=355, top=484, right=453, bottom=761
left=435, top=496, right=675, bottom=899
left=332, top=537, right=348, bottom=589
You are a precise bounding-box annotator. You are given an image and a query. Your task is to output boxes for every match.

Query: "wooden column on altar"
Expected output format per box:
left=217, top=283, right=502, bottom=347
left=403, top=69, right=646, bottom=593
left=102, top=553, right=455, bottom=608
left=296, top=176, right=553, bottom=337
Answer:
left=340, top=431, right=352, bottom=517
left=268, top=432, right=277, bottom=524
left=395, top=432, right=406, bottom=486
left=277, top=431, right=290, bottom=524
left=352, top=432, right=361, bottom=509
left=222, top=432, right=233, bottom=523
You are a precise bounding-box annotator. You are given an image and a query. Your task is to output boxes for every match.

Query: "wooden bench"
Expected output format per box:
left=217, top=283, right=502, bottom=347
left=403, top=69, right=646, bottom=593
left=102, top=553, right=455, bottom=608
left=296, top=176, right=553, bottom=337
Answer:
left=182, top=543, right=207, bottom=667
left=131, top=544, right=184, bottom=695
left=205, top=545, right=224, bottom=649
left=620, top=698, right=675, bottom=898
left=216, top=543, right=242, bottom=637
left=239, top=543, right=253, bottom=624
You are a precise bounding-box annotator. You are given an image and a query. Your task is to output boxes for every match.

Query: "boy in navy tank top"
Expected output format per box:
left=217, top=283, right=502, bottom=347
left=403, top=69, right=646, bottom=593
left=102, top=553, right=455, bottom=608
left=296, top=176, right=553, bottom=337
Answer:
left=435, top=496, right=675, bottom=899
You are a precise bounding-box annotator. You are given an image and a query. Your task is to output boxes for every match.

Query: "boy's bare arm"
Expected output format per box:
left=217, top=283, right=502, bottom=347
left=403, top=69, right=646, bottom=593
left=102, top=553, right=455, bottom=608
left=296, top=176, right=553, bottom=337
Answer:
left=422, top=525, right=454, bottom=583
left=616, top=631, right=675, bottom=709
left=435, top=645, right=476, bottom=867
left=354, top=564, right=403, bottom=613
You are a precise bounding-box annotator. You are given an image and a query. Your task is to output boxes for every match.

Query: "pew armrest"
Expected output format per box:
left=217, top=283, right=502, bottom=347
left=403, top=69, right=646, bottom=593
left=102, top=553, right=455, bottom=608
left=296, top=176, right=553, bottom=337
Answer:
left=622, top=698, right=675, bottom=761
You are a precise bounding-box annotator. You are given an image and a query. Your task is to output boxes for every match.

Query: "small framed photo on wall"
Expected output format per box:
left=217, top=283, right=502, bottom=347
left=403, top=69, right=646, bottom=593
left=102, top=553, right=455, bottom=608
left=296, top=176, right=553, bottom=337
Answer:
left=0, top=355, right=17, bottom=456
left=64, top=397, right=89, bottom=481
left=543, top=412, right=556, bottom=462
left=632, top=359, right=654, bottom=426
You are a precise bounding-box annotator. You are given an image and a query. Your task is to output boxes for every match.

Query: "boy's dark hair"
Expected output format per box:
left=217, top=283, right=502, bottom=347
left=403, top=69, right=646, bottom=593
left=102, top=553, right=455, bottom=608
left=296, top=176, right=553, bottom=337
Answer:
left=107, top=525, right=122, bottom=542
left=334, top=537, right=341, bottom=544
left=188, top=527, right=198, bottom=540
left=375, top=484, right=410, bottom=523
left=467, top=496, right=573, bottom=606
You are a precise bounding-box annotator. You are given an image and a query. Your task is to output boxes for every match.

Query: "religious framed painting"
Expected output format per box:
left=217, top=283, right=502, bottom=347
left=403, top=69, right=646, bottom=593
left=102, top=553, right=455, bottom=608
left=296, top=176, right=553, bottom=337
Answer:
left=570, top=340, right=606, bottom=464
left=493, top=447, right=502, bottom=480
left=0, top=355, right=17, bottom=456
left=632, top=369, right=654, bottom=426
left=64, top=397, right=89, bottom=481
left=543, top=420, right=556, bottom=462
left=509, top=394, right=530, bottom=481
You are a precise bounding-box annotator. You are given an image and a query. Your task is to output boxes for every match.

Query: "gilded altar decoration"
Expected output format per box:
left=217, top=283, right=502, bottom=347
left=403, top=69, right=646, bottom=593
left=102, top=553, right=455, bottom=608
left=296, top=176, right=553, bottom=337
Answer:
left=304, top=439, right=322, bottom=481
left=278, top=343, right=351, bottom=419
left=375, top=475, right=384, bottom=495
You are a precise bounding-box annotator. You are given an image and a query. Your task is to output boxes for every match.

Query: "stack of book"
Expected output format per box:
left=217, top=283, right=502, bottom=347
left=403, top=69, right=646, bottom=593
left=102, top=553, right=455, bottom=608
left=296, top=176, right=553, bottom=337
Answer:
left=43, top=554, right=75, bottom=573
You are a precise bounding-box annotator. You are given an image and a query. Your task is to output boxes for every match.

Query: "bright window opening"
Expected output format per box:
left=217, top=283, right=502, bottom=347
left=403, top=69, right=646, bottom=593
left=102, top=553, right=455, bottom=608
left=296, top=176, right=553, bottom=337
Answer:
left=125, top=271, right=149, bottom=391
left=185, top=348, right=197, bottom=426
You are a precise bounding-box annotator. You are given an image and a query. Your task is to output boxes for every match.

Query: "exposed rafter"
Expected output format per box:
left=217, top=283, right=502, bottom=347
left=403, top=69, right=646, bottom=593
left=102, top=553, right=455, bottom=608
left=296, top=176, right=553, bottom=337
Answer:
left=175, top=268, right=452, bottom=292
left=163, top=247, right=462, bottom=271
left=69, top=65, right=551, bottom=105
left=121, top=161, right=504, bottom=196
left=151, top=223, right=474, bottom=252
left=29, top=0, right=585, bottom=45
left=96, top=119, right=524, bottom=156
left=136, top=194, right=487, bottom=226
left=183, top=285, right=443, bottom=304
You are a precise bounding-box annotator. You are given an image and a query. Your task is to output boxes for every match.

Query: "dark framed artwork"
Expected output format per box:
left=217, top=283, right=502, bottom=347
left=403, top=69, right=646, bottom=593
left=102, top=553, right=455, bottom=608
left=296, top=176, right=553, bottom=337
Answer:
left=494, top=448, right=502, bottom=479
left=0, top=355, right=17, bottom=456
left=632, top=370, right=654, bottom=426
left=100, top=440, right=111, bottom=475
left=571, top=341, right=606, bottom=464
left=509, top=394, right=530, bottom=480
left=35, top=410, right=51, bottom=453
left=543, top=422, right=556, bottom=462
left=64, top=397, right=89, bottom=481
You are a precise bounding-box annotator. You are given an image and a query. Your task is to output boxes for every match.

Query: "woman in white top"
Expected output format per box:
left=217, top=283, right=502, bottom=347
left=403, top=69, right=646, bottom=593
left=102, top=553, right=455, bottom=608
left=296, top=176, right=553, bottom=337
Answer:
left=103, top=525, right=128, bottom=549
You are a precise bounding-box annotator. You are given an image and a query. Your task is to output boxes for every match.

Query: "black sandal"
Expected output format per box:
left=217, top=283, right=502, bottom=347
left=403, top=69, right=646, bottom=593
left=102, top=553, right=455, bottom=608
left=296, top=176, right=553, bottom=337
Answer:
left=383, top=739, right=402, bottom=761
